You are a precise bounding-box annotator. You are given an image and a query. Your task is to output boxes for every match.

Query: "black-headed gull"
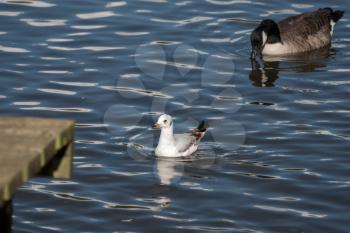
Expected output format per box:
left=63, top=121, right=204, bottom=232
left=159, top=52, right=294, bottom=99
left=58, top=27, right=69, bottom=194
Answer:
left=153, top=114, right=208, bottom=157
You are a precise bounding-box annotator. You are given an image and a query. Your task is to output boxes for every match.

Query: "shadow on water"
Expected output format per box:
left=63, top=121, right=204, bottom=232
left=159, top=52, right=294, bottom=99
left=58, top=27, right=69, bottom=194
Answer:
left=0, top=201, right=12, bottom=233
left=249, top=46, right=332, bottom=87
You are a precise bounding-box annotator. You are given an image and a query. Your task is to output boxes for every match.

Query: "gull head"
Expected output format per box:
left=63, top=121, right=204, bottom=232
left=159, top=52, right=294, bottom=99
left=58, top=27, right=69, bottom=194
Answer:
left=153, top=114, right=173, bottom=129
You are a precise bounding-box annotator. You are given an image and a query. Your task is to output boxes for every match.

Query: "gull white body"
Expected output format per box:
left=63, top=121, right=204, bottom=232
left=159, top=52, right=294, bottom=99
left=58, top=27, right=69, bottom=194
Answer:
left=153, top=114, right=207, bottom=158
left=155, top=130, right=198, bottom=157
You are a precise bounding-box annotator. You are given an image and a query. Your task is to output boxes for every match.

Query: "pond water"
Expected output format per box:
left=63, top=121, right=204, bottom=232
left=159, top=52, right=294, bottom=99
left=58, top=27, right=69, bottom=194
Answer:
left=1, top=0, right=349, bottom=232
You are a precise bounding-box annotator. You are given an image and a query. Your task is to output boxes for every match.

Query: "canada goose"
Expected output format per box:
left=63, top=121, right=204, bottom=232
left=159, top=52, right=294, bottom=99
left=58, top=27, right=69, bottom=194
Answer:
left=250, top=8, right=344, bottom=58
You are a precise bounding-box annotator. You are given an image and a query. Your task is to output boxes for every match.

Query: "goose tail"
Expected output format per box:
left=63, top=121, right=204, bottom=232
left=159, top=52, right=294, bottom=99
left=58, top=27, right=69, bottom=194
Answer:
left=321, top=8, right=344, bottom=23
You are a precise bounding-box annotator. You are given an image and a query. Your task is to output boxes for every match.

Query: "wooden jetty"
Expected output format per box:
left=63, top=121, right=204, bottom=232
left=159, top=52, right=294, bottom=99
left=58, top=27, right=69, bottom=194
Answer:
left=0, top=117, right=74, bottom=233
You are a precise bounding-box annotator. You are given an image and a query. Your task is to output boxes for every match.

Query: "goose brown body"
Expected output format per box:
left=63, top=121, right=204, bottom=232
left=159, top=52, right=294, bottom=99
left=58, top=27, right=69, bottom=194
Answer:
left=251, top=8, right=344, bottom=57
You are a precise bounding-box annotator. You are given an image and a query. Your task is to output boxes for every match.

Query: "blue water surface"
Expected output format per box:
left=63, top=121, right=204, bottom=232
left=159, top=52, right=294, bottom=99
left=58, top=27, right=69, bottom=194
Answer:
left=0, top=0, right=349, bottom=232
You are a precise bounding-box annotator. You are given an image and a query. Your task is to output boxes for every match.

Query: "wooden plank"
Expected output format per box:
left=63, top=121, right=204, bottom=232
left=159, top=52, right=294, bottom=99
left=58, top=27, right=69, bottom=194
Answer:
left=0, top=117, right=74, bottom=202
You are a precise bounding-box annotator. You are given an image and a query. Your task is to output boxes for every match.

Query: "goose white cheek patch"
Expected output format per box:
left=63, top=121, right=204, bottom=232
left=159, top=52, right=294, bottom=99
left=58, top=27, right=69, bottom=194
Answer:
left=330, top=20, right=335, bottom=36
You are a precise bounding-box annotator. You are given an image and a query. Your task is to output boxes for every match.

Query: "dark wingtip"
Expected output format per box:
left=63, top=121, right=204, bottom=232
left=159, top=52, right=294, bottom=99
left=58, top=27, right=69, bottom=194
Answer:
left=197, top=120, right=209, bottom=132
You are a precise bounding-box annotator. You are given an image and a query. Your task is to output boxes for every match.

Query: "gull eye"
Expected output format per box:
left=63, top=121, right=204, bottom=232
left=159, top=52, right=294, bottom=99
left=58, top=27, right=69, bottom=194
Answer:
left=163, top=120, right=167, bottom=123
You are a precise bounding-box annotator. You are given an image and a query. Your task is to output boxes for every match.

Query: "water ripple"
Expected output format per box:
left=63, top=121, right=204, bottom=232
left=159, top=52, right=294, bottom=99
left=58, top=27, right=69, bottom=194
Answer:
left=100, top=85, right=170, bottom=98
left=115, top=31, right=150, bottom=36
left=106, top=204, right=151, bottom=210
left=35, top=208, right=56, bottom=212
left=75, top=123, right=107, bottom=128
left=140, top=0, right=167, bottom=3
left=0, top=45, right=29, bottom=53
left=328, top=69, right=350, bottom=72
left=153, top=214, right=195, bottom=222
left=71, top=25, right=107, bottom=30
left=38, top=88, right=77, bottom=95
left=145, top=40, right=179, bottom=46
left=76, top=140, right=106, bottom=145
left=76, top=11, right=119, bottom=19
left=232, top=172, right=284, bottom=180
left=150, top=16, right=213, bottom=26
left=50, top=81, right=98, bottom=87
left=47, top=38, right=74, bottom=42
left=260, top=9, right=300, bottom=17
left=38, top=70, right=72, bottom=74
left=268, top=196, right=301, bottom=202
left=254, top=205, right=327, bottom=218
left=112, top=171, right=150, bottom=176
left=48, top=45, right=125, bottom=51
left=291, top=3, right=313, bottom=9
left=40, top=226, right=60, bottom=231
left=0, top=0, right=55, bottom=8
left=322, top=80, right=350, bottom=86
left=0, top=11, right=22, bottom=16
left=105, top=1, right=127, bottom=8
left=200, top=37, right=232, bottom=43
left=77, top=163, right=104, bottom=168
left=13, top=101, right=40, bottom=106
left=40, top=56, right=66, bottom=60
left=66, top=32, right=91, bottom=36
left=20, top=18, right=66, bottom=27
left=206, top=0, right=264, bottom=5
left=135, top=9, right=153, bottom=13
left=19, top=107, right=92, bottom=112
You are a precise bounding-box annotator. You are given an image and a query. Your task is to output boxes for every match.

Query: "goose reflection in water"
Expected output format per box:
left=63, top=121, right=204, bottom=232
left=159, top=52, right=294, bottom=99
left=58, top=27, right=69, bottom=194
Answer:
left=249, top=46, right=332, bottom=87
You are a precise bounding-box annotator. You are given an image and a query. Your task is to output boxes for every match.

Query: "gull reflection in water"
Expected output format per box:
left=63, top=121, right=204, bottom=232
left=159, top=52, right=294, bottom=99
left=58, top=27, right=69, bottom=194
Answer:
left=155, top=158, right=185, bottom=185
left=154, top=196, right=171, bottom=210
left=249, top=46, right=332, bottom=87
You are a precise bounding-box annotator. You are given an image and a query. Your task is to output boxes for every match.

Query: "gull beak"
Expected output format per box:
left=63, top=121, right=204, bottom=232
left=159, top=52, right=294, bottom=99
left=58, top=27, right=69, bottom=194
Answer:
left=152, top=122, right=161, bottom=129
